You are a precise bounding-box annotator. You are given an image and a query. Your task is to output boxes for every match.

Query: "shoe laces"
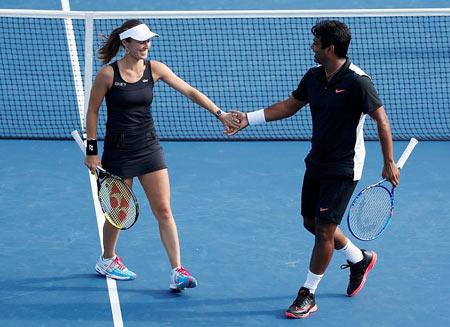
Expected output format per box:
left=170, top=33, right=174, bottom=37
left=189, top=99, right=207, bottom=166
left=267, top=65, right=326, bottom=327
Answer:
left=340, top=262, right=352, bottom=270
left=176, top=266, right=191, bottom=277
left=293, top=287, right=313, bottom=306
left=299, top=288, right=309, bottom=297
left=341, top=260, right=364, bottom=280
left=112, top=256, right=126, bottom=271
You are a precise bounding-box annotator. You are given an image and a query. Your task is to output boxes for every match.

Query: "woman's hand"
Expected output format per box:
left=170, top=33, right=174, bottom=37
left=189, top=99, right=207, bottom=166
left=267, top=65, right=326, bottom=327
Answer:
left=84, top=155, right=102, bottom=175
left=219, top=112, right=241, bottom=135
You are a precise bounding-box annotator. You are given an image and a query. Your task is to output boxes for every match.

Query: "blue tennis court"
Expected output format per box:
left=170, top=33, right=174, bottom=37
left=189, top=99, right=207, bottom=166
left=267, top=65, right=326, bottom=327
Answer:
left=0, top=1, right=449, bottom=327
left=1, top=140, right=449, bottom=326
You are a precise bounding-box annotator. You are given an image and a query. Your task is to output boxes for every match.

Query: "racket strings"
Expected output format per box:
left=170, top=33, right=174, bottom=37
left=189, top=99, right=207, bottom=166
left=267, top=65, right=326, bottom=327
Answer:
left=98, top=177, right=137, bottom=229
left=349, top=186, right=392, bottom=240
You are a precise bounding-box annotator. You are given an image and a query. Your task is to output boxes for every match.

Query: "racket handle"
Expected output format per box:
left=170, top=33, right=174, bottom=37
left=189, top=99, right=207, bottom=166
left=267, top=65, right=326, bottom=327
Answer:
left=396, top=137, right=418, bottom=169
left=71, top=130, right=86, bottom=155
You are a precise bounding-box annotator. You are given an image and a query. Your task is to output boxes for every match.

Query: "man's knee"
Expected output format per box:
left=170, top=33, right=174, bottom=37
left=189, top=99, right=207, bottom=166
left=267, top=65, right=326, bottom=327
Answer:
left=315, top=220, right=338, bottom=241
left=303, top=216, right=316, bottom=234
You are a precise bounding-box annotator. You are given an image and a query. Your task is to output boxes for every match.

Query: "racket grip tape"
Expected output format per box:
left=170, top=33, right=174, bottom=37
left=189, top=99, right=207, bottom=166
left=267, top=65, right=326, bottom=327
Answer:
left=396, top=138, right=418, bottom=169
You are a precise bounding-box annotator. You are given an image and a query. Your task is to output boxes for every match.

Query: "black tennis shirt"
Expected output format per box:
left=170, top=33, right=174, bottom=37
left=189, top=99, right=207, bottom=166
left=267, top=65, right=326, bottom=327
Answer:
left=292, top=58, right=383, bottom=179
left=105, top=60, right=156, bottom=133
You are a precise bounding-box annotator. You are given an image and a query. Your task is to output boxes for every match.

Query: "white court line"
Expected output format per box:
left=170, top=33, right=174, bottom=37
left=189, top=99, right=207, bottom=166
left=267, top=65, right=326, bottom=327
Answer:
left=89, top=175, right=124, bottom=327
left=61, top=0, right=85, bottom=132
left=62, top=0, right=124, bottom=326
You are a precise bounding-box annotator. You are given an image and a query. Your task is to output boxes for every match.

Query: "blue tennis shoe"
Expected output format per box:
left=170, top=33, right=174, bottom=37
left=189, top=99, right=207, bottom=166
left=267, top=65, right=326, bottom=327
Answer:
left=170, top=266, right=197, bottom=291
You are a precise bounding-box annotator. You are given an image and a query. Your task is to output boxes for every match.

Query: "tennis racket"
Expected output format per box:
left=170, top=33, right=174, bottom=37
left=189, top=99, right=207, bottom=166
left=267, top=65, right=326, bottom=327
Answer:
left=71, top=130, right=139, bottom=230
left=347, top=138, right=418, bottom=241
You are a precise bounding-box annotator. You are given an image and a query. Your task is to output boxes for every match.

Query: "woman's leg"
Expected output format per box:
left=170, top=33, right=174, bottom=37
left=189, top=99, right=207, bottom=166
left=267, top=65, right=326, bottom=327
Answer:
left=102, top=178, right=133, bottom=258
left=139, top=169, right=181, bottom=268
left=95, top=178, right=136, bottom=280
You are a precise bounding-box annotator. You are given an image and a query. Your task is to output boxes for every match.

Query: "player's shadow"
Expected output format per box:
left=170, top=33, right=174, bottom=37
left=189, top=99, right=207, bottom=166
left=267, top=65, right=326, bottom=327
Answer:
left=0, top=274, right=346, bottom=323
left=0, top=274, right=107, bottom=295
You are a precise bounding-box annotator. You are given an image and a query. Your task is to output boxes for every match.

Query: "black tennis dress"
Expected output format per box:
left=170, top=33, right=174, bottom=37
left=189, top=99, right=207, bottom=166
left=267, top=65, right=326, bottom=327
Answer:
left=101, top=60, right=167, bottom=179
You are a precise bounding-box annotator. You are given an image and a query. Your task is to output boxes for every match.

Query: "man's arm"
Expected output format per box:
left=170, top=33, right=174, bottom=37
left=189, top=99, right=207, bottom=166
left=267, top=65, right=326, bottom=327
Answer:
left=227, top=96, right=307, bottom=135
left=263, top=96, right=307, bottom=122
left=369, top=106, right=400, bottom=187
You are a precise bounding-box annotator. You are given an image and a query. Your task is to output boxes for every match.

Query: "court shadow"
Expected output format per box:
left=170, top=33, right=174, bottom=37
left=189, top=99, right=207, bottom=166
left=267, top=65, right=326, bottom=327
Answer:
left=0, top=273, right=113, bottom=298
left=0, top=274, right=342, bottom=323
left=317, top=292, right=347, bottom=299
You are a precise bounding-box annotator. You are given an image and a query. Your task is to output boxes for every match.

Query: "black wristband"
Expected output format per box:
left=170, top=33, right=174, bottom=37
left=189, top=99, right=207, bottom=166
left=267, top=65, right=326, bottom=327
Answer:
left=86, top=139, right=98, bottom=155
left=214, top=110, right=222, bottom=119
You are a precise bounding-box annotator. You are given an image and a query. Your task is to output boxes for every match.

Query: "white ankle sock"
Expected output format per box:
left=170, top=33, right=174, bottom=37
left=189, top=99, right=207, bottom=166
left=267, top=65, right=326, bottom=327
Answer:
left=337, top=239, right=363, bottom=263
left=102, top=255, right=116, bottom=262
left=303, top=270, right=324, bottom=294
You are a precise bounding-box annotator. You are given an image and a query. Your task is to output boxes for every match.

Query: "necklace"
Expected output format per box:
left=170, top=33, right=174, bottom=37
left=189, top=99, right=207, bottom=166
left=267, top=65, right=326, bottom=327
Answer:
left=325, top=67, right=339, bottom=80
left=325, top=60, right=346, bottom=80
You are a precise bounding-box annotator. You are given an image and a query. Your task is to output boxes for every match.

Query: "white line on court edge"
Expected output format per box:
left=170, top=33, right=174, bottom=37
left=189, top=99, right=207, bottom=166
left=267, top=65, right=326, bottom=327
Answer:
left=61, top=0, right=124, bottom=325
left=89, top=174, right=124, bottom=327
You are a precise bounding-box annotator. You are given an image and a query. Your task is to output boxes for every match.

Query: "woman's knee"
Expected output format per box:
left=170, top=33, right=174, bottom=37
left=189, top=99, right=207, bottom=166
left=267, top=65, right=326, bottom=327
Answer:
left=151, top=202, right=173, bottom=221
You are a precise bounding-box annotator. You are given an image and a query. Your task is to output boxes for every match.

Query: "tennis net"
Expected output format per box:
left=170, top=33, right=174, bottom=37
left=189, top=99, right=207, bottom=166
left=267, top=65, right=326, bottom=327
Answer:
left=0, top=9, right=449, bottom=140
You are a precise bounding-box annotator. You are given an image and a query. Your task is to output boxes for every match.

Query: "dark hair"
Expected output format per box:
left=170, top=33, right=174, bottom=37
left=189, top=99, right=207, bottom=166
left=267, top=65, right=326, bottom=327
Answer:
left=311, top=20, right=351, bottom=58
left=97, top=19, right=143, bottom=64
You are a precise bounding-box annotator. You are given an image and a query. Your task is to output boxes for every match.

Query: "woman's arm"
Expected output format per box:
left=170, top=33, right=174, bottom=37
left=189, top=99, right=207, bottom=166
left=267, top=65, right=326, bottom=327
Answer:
left=84, top=66, right=113, bottom=173
left=151, top=60, right=240, bottom=131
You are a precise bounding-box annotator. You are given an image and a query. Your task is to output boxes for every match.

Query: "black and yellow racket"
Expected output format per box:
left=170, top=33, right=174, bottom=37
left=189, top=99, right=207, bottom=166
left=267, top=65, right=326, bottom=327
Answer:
left=71, top=130, right=139, bottom=230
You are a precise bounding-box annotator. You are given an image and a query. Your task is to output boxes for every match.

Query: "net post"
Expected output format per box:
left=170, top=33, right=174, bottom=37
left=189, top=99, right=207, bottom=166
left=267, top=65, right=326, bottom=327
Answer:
left=84, top=15, right=94, bottom=139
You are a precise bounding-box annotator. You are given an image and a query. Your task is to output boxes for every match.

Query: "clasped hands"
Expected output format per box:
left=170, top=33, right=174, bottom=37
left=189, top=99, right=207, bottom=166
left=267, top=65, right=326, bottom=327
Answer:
left=218, top=110, right=248, bottom=136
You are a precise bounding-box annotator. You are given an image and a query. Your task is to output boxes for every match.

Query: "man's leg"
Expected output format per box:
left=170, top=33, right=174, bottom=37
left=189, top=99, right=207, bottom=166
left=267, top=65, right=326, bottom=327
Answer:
left=302, top=216, right=349, bottom=250
left=310, top=220, right=338, bottom=274
left=286, top=220, right=337, bottom=319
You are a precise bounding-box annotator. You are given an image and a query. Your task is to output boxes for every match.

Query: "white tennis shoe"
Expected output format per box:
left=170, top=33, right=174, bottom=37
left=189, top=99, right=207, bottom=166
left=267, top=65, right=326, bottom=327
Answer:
left=95, top=255, right=136, bottom=280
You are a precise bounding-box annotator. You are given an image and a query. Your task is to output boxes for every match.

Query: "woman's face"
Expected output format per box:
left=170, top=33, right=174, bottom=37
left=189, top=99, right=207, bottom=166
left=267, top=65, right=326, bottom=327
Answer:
left=124, top=38, right=151, bottom=60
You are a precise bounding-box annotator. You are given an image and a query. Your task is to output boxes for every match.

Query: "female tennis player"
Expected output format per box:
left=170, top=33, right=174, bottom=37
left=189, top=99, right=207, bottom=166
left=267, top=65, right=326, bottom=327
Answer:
left=83, top=19, right=239, bottom=290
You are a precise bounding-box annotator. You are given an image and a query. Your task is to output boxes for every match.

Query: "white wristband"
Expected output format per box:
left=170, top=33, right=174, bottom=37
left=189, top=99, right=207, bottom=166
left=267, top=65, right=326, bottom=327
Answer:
left=247, top=109, right=266, bottom=125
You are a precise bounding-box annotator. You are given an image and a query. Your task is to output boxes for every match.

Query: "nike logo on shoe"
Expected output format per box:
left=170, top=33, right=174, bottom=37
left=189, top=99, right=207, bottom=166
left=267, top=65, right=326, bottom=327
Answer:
left=335, top=88, right=345, bottom=93
left=319, top=208, right=329, bottom=212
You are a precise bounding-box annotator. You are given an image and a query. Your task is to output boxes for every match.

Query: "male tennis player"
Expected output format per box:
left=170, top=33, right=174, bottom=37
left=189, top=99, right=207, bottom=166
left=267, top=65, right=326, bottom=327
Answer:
left=229, top=20, right=400, bottom=318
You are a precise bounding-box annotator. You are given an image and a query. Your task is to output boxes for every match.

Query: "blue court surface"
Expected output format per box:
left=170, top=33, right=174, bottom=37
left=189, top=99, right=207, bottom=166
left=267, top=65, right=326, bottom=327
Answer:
left=1, top=0, right=450, bottom=326
left=1, top=140, right=449, bottom=327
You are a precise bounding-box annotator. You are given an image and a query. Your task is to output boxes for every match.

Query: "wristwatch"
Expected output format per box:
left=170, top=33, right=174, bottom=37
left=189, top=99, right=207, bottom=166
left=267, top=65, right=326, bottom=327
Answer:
left=214, top=110, right=223, bottom=118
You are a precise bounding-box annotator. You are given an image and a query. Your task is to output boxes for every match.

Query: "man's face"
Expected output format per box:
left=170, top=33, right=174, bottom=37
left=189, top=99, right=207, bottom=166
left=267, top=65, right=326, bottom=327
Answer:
left=311, top=36, right=328, bottom=64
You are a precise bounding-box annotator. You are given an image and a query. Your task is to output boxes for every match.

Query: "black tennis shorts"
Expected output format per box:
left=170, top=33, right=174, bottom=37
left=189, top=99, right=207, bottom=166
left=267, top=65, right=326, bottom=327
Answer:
left=301, top=168, right=358, bottom=225
left=102, top=129, right=167, bottom=179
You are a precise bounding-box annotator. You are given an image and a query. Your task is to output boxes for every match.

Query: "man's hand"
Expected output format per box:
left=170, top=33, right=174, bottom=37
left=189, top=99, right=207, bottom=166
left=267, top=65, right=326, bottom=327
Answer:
left=224, top=110, right=248, bottom=136
left=382, top=161, right=400, bottom=187
left=218, top=112, right=240, bottom=134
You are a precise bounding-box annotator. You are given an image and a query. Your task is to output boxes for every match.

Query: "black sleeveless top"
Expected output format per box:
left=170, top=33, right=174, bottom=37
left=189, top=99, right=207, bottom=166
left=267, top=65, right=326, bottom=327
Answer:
left=101, top=60, right=167, bottom=179
left=105, top=60, right=156, bottom=134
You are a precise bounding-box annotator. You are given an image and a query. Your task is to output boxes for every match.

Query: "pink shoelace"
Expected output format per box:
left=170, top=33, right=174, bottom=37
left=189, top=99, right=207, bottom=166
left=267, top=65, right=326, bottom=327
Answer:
left=176, top=266, right=191, bottom=276
left=112, top=256, right=126, bottom=270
